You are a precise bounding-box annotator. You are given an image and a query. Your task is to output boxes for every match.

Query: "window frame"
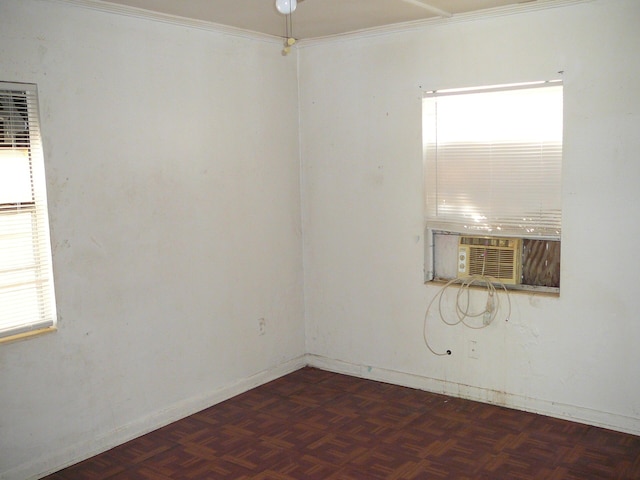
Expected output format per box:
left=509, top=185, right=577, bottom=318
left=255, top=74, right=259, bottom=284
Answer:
left=422, top=81, right=563, bottom=293
left=0, top=81, right=57, bottom=341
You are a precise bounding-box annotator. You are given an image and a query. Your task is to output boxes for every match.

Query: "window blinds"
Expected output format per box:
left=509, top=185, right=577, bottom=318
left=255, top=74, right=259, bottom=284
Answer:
left=423, top=82, right=563, bottom=239
left=0, top=82, right=56, bottom=338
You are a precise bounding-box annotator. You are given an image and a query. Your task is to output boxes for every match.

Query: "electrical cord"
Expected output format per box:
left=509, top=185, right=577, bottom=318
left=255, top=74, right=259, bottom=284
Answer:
left=423, top=275, right=512, bottom=356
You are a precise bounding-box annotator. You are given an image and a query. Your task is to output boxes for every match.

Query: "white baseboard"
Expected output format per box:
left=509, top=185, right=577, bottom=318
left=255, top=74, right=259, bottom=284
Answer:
left=305, top=354, right=640, bottom=436
left=9, top=356, right=306, bottom=480
left=9, top=353, right=638, bottom=480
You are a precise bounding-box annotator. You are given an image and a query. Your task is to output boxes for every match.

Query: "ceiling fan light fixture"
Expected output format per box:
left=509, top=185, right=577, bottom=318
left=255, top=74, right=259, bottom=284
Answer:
left=275, top=0, right=297, bottom=15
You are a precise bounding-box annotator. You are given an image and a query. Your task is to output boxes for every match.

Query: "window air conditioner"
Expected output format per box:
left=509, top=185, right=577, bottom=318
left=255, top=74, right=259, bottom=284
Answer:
left=457, top=236, right=522, bottom=285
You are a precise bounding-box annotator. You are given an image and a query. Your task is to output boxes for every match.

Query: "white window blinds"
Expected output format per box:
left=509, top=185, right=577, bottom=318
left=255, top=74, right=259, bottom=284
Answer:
left=423, top=82, right=563, bottom=239
left=0, top=82, right=57, bottom=339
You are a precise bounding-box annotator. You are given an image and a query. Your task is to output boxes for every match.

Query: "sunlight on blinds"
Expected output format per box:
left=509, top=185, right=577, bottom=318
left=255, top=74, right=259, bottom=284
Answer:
left=423, top=82, right=563, bottom=238
left=0, top=83, right=56, bottom=339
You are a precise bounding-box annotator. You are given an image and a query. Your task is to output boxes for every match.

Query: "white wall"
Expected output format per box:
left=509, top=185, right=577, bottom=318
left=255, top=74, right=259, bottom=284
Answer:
left=2, top=0, right=640, bottom=478
left=0, top=1, right=305, bottom=478
left=301, top=0, right=640, bottom=434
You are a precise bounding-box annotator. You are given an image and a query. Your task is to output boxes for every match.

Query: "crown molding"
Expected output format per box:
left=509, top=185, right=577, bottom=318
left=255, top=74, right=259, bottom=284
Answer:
left=48, top=0, right=283, bottom=44
left=48, top=0, right=593, bottom=48
left=298, top=0, right=594, bottom=47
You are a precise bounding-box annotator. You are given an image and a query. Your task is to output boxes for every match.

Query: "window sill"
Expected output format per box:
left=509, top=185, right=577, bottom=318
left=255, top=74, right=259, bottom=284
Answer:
left=0, top=326, right=57, bottom=345
left=427, top=278, right=560, bottom=297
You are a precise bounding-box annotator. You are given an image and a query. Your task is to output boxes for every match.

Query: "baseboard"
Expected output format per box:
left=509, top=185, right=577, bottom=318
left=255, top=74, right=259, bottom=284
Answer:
left=305, top=354, right=640, bottom=437
left=9, top=353, right=637, bottom=480
left=8, top=355, right=306, bottom=480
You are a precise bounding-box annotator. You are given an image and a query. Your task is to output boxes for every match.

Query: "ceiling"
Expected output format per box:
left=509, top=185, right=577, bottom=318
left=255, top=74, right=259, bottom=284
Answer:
left=90, top=0, right=565, bottom=40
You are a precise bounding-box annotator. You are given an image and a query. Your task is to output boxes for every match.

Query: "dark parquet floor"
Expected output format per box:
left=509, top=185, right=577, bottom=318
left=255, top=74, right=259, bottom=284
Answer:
left=44, top=367, right=640, bottom=479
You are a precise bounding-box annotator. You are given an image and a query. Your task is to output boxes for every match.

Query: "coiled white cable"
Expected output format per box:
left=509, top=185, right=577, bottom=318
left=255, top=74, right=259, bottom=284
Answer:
left=423, top=275, right=512, bottom=356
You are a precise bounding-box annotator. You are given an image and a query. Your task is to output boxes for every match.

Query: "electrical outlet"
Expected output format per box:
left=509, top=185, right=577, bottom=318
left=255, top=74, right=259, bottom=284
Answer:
left=258, top=318, right=266, bottom=336
left=469, top=340, right=479, bottom=359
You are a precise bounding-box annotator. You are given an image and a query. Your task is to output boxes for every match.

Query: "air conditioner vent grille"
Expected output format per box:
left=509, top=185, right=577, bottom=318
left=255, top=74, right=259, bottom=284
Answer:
left=458, top=236, right=522, bottom=284
left=468, top=248, right=515, bottom=278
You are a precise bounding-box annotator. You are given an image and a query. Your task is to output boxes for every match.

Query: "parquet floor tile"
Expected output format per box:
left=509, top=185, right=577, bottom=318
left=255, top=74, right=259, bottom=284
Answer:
left=43, top=367, right=640, bottom=479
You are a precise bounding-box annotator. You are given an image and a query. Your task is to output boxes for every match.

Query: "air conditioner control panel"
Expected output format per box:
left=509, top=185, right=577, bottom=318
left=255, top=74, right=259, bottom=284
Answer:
left=458, top=248, right=467, bottom=273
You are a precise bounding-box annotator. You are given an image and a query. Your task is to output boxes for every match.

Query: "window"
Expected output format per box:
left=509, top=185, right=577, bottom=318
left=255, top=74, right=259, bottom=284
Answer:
left=0, top=82, right=57, bottom=340
left=423, top=81, right=563, bottom=291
